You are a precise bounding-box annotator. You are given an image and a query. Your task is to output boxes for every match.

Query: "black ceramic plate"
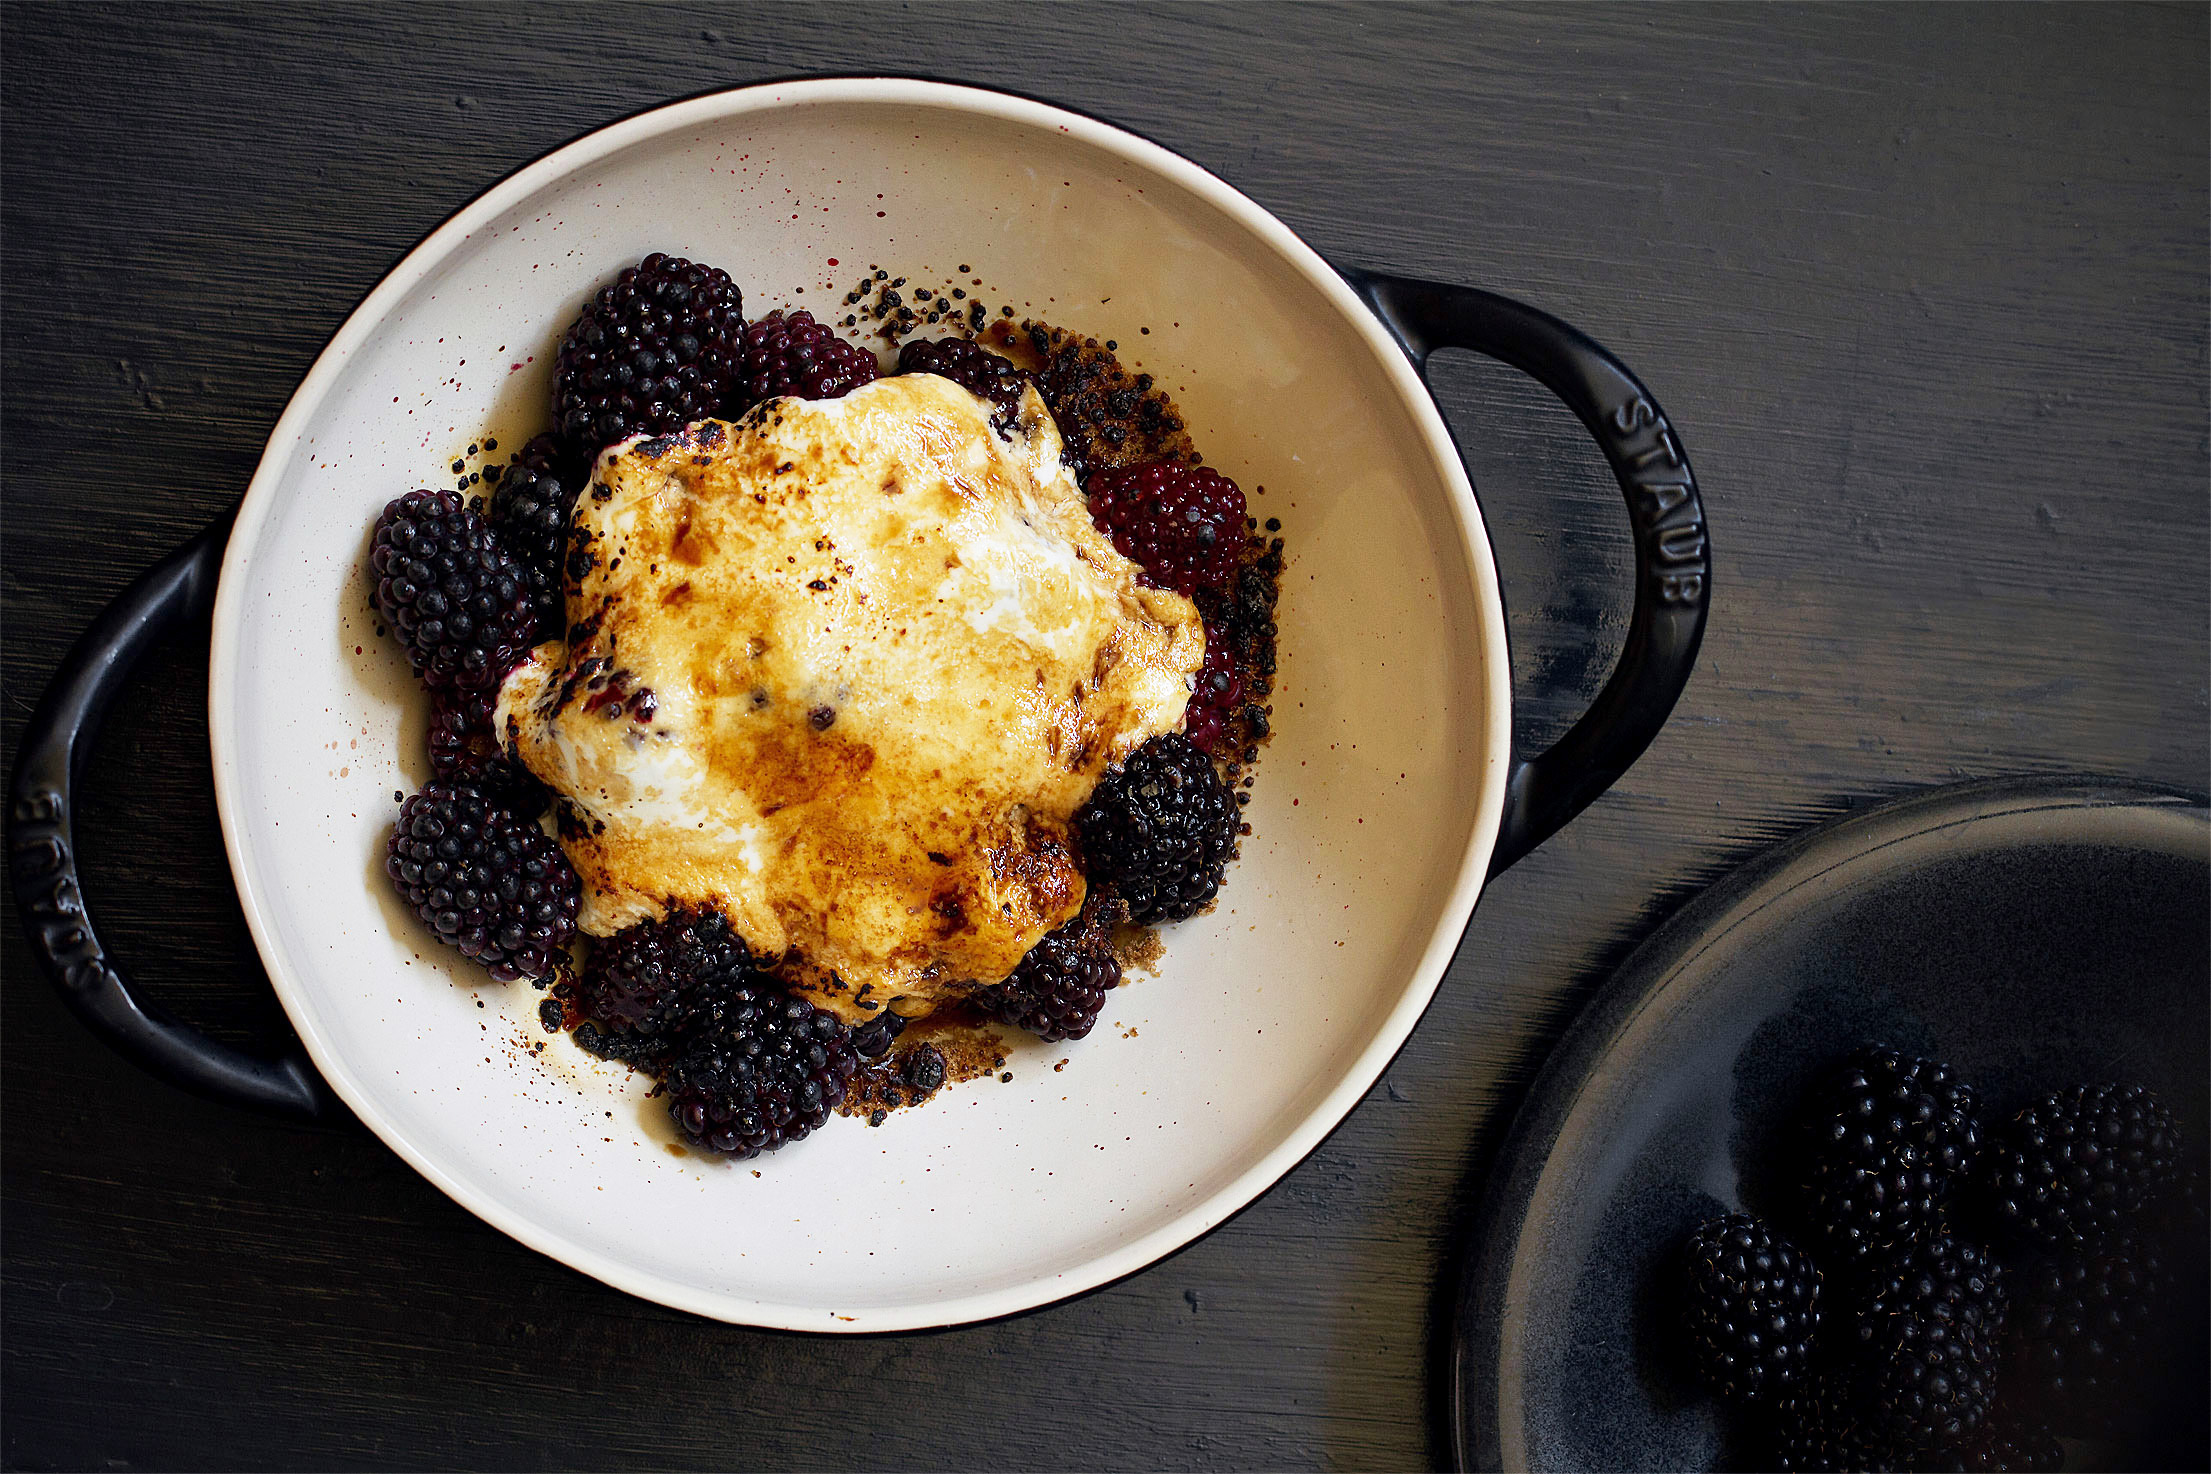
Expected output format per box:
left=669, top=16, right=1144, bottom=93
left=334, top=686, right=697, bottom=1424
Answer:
left=1451, top=777, right=2209, bottom=1472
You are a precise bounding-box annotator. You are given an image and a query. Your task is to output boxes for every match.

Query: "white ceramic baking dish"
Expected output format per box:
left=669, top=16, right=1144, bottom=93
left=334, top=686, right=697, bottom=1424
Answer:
left=10, top=79, right=1706, bottom=1330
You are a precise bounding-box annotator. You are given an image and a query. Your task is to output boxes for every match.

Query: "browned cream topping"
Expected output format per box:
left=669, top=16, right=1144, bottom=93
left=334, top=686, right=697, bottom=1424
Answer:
left=497, top=375, right=1202, bottom=1021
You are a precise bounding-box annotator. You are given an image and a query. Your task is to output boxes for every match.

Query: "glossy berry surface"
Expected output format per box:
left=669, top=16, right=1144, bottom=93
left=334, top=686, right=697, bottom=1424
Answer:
left=1085, top=462, right=1247, bottom=598
left=1797, top=1047, right=1981, bottom=1264
left=977, top=890, right=1124, bottom=1043
left=1982, top=1083, right=2180, bottom=1249
left=896, top=335, right=1029, bottom=427
left=661, top=983, right=858, bottom=1159
left=370, top=489, right=539, bottom=690
left=385, top=780, right=578, bottom=982
left=552, top=253, right=746, bottom=455
left=737, top=308, right=880, bottom=408
left=425, top=684, right=542, bottom=818
left=1181, top=619, right=1244, bottom=755
left=1678, top=1212, right=1824, bottom=1405
left=488, top=438, right=579, bottom=633
left=567, top=907, right=758, bottom=1076
left=1846, top=1233, right=2009, bottom=1450
left=2007, top=1230, right=2169, bottom=1433
left=1075, top=733, right=1238, bottom=924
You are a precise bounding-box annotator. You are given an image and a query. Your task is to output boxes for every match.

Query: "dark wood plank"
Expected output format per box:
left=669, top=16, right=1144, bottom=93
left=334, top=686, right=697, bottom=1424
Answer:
left=5, top=3, right=2205, bottom=1469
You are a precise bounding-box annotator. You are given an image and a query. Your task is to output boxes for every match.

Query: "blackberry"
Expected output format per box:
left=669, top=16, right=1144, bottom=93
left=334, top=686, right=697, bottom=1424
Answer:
left=850, top=1008, right=908, bottom=1061
left=896, top=335, right=1029, bottom=428
left=1181, top=618, right=1243, bottom=755
left=369, top=490, right=540, bottom=690
left=425, top=684, right=543, bottom=818
left=1847, top=1234, right=2009, bottom=1450
left=976, top=889, right=1125, bottom=1043
left=552, top=253, right=746, bottom=455
left=1075, top=733, right=1238, bottom=924
left=1084, top=462, right=1247, bottom=598
left=1798, top=1048, right=1981, bottom=1264
left=2007, top=1230, right=2168, bottom=1433
left=488, top=434, right=581, bottom=631
left=1765, top=1371, right=1909, bottom=1472
left=661, top=982, right=858, bottom=1158
left=903, top=1044, right=948, bottom=1094
left=1677, top=1213, right=1824, bottom=1405
left=737, top=308, right=880, bottom=408
left=567, top=907, right=756, bottom=1075
left=385, top=780, right=579, bottom=982
left=1981, top=1083, right=2181, bottom=1249
left=1920, top=1419, right=2064, bottom=1472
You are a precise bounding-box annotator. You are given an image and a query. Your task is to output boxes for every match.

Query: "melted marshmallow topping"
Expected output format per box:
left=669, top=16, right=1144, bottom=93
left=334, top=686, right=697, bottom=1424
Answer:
left=497, top=374, right=1203, bottom=1021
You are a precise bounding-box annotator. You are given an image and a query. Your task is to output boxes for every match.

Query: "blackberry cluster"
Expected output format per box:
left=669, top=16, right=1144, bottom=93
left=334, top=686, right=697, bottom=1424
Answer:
left=977, top=890, right=1125, bottom=1043
left=1848, top=1235, right=2009, bottom=1449
left=1075, top=733, right=1238, bottom=924
left=552, top=253, right=746, bottom=455
left=1084, top=462, right=1247, bottom=598
left=896, top=335, right=1029, bottom=428
left=488, top=434, right=581, bottom=632
left=425, top=684, right=543, bottom=817
left=565, top=907, right=757, bottom=1075
left=1677, top=1051, right=2203, bottom=1469
left=661, top=983, right=859, bottom=1159
left=1798, top=1048, right=1981, bottom=1265
left=370, top=490, right=540, bottom=690
left=738, top=308, right=881, bottom=407
left=386, top=780, right=578, bottom=982
left=1679, top=1213, right=1824, bottom=1404
left=1981, top=1084, right=2180, bottom=1249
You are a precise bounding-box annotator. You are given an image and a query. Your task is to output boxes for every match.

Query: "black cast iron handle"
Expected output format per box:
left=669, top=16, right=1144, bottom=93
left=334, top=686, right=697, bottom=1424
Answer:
left=1343, top=269, right=1710, bottom=877
left=7, top=516, right=343, bottom=1122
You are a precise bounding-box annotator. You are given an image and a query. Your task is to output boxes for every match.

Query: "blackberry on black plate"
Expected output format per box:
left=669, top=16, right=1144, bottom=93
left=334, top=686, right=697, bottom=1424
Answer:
left=1075, top=732, right=1238, bottom=924
left=661, top=982, right=858, bottom=1159
left=566, top=906, right=757, bottom=1075
left=1678, top=1212, right=1824, bottom=1405
left=1981, top=1083, right=2181, bottom=1249
left=2007, top=1229, right=2169, bottom=1433
left=488, top=434, right=581, bottom=633
left=1846, top=1233, right=2009, bottom=1450
left=1798, top=1047, right=1981, bottom=1264
left=1084, top=461, right=1247, bottom=598
left=552, top=253, right=746, bottom=456
left=386, top=780, right=579, bottom=982
left=1766, top=1370, right=1909, bottom=1472
left=977, top=889, right=1125, bottom=1043
left=896, top=335, right=1029, bottom=427
left=370, top=489, right=539, bottom=690
left=738, top=308, right=880, bottom=408
left=1915, top=1417, right=2065, bottom=1473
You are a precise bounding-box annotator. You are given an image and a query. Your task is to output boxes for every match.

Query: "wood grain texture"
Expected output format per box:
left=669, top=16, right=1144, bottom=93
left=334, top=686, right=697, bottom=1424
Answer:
left=4, top=3, right=2204, bottom=1469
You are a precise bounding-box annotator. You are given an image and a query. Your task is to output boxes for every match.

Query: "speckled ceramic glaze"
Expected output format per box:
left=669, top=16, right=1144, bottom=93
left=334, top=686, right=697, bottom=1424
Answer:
left=1453, top=778, right=2210, bottom=1471
left=207, top=80, right=1515, bottom=1329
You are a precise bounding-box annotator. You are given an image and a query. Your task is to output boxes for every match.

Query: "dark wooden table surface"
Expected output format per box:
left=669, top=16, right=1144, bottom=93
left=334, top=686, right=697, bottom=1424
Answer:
left=5, top=5, right=2205, bottom=1470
